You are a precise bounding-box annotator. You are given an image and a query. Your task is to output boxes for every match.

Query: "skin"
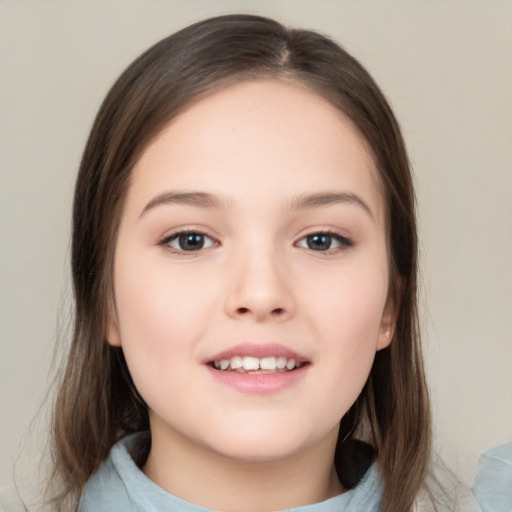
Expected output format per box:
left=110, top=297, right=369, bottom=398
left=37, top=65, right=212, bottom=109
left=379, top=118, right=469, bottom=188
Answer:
left=108, top=79, right=393, bottom=511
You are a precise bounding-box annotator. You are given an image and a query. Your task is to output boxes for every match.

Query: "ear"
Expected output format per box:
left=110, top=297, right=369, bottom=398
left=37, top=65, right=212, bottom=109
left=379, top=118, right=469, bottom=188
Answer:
left=106, top=296, right=122, bottom=346
left=377, top=299, right=396, bottom=350
left=107, top=321, right=122, bottom=346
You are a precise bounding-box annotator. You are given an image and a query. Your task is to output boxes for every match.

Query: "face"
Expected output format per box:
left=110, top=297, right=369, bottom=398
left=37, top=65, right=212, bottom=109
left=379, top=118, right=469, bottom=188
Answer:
left=108, top=80, right=393, bottom=464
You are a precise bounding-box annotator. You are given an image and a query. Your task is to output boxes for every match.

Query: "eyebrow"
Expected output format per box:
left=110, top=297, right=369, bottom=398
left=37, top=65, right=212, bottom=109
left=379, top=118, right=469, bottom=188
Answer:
left=140, top=191, right=231, bottom=217
left=289, top=192, right=374, bottom=220
left=140, top=189, right=374, bottom=220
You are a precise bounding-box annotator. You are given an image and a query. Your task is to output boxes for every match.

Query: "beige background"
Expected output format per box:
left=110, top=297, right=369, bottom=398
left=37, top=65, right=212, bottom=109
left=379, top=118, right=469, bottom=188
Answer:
left=1, top=0, right=511, bottom=506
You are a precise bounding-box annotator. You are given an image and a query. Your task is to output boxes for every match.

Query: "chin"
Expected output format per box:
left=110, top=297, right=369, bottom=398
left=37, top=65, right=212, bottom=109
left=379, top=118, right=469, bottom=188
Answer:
left=209, top=439, right=309, bottom=463
left=200, top=421, right=337, bottom=464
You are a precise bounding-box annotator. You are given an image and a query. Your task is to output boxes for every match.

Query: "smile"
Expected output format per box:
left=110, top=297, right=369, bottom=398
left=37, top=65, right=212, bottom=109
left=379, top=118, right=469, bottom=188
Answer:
left=205, top=343, right=310, bottom=394
left=211, top=356, right=304, bottom=373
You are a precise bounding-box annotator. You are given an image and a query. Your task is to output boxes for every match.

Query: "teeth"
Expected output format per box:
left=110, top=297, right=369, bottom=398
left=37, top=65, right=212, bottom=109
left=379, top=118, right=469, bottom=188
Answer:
left=230, top=356, right=243, bottom=370
left=260, top=357, right=276, bottom=370
left=276, top=357, right=287, bottom=369
left=242, top=356, right=260, bottom=371
left=212, top=355, right=302, bottom=372
left=286, top=358, right=296, bottom=370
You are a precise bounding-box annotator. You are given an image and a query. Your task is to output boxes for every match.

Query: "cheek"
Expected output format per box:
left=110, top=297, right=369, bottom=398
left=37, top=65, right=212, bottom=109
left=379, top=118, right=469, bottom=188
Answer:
left=112, top=254, right=216, bottom=394
left=307, top=258, right=388, bottom=335
left=303, top=260, right=389, bottom=398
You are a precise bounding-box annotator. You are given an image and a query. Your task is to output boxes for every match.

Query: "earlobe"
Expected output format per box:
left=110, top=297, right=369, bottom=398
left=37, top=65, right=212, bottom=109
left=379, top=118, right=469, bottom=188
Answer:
left=106, top=322, right=122, bottom=346
left=377, top=304, right=395, bottom=350
left=377, top=326, right=393, bottom=350
left=106, top=293, right=121, bottom=346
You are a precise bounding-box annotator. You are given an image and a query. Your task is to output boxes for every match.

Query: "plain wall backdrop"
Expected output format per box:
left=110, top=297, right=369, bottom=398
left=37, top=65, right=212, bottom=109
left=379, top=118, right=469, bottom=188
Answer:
left=1, top=0, right=511, bottom=507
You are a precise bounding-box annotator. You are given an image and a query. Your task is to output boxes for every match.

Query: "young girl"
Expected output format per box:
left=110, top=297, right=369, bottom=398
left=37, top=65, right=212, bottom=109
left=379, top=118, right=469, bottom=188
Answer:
left=48, top=14, right=471, bottom=512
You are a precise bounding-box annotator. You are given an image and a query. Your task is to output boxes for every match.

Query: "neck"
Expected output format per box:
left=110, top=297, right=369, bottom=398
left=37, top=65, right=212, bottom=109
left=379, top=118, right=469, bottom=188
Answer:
left=143, top=423, right=344, bottom=512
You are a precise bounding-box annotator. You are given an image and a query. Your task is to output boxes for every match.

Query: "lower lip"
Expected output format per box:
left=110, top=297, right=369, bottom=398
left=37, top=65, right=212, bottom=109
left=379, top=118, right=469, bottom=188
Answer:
left=205, top=365, right=309, bottom=394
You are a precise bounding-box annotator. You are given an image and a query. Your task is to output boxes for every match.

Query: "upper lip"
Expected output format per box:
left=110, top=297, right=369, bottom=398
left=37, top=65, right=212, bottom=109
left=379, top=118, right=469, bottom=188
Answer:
left=205, top=342, right=309, bottom=364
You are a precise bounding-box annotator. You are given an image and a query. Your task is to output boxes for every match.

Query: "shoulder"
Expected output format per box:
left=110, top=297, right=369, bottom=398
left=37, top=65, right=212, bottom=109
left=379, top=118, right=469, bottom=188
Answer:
left=473, top=439, right=512, bottom=512
left=78, top=433, right=148, bottom=512
left=78, top=457, right=135, bottom=512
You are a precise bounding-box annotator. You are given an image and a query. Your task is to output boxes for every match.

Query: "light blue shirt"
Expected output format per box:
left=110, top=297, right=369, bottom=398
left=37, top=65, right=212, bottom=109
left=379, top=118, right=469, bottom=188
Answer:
left=79, top=433, right=382, bottom=512
left=473, top=440, right=512, bottom=512
left=79, top=434, right=511, bottom=512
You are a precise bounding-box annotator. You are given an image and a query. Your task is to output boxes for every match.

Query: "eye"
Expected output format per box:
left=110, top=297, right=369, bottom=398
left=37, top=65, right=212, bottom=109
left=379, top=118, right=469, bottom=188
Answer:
left=296, top=232, right=352, bottom=252
left=162, top=231, right=218, bottom=252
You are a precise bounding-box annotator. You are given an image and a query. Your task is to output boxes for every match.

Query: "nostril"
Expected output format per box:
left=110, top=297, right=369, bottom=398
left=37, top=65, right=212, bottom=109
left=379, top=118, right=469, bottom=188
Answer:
left=234, top=306, right=285, bottom=316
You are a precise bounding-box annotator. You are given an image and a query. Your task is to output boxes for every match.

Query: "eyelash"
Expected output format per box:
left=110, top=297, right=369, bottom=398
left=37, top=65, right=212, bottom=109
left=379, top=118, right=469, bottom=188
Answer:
left=295, top=231, right=353, bottom=253
left=159, top=229, right=353, bottom=254
left=160, top=229, right=219, bottom=253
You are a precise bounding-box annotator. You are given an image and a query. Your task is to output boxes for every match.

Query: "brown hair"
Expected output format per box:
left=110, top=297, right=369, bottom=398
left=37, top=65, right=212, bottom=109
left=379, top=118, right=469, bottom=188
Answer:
left=50, top=14, right=430, bottom=512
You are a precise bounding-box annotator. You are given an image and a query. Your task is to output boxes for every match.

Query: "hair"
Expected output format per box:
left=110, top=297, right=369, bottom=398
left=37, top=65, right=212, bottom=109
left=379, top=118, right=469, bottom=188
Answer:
left=49, top=14, right=431, bottom=512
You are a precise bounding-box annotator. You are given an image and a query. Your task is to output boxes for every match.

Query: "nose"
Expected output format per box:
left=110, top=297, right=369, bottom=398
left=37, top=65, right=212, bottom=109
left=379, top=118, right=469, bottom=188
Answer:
left=224, top=248, right=295, bottom=322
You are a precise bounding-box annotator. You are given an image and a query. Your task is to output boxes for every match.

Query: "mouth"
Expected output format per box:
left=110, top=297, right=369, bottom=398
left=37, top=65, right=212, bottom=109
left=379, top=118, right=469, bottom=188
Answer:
left=209, top=355, right=307, bottom=374
left=205, top=343, right=310, bottom=394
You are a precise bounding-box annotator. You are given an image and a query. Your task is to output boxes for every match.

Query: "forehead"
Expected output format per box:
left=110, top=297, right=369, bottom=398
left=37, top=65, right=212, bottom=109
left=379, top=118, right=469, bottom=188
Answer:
left=128, top=79, right=385, bottom=222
